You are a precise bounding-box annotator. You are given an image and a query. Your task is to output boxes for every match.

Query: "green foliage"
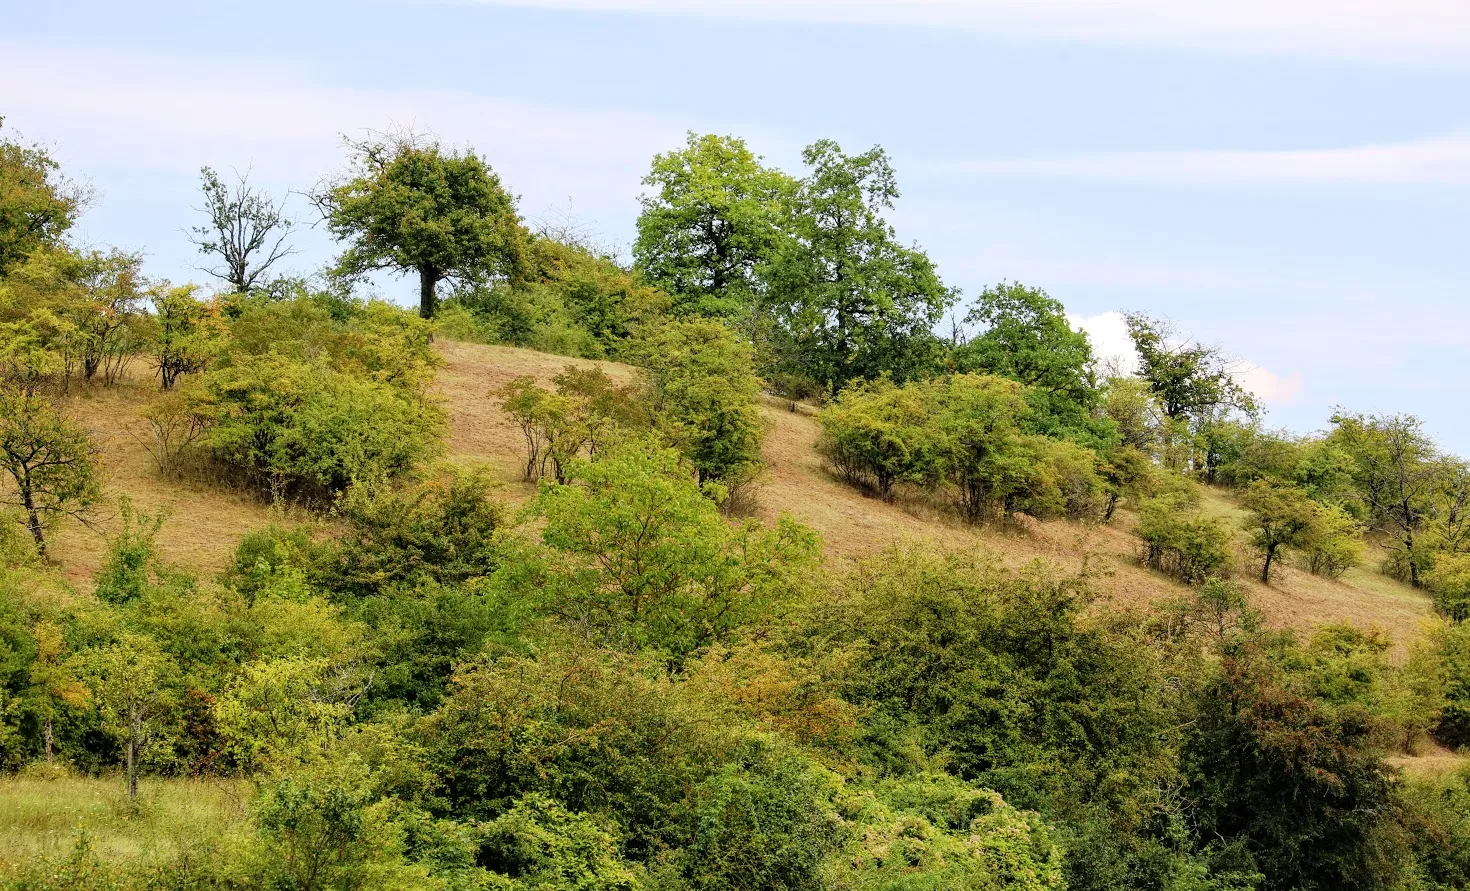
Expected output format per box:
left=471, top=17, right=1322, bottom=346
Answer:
left=71, top=635, right=181, bottom=799
left=0, top=388, right=101, bottom=556
left=635, top=319, right=764, bottom=486
left=1124, top=314, right=1255, bottom=423
left=215, top=655, right=360, bottom=770
left=499, top=367, right=646, bottom=484
left=477, top=792, right=639, bottom=890
left=320, top=130, right=527, bottom=319
left=763, top=140, right=953, bottom=394
left=1239, top=480, right=1322, bottom=584
left=634, top=132, right=795, bottom=321
left=531, top=442, right=818, bottom=664
left=928, top=374, right=1033, bottom=523
left=197, top=353, right=442, bottom=498
left=1430, top=619, right=1470, bottom=747
left=955, top=281, right=1095, bottom=410
left=92, top=500, right=168, bottom=605
left=1425, top=551, right=1470, bottom=620
left=326, top=469, right=506, bottom=596
left=1184, top=642, right=1408, bottom=891
left=150, top=284, right=222, bottom=390
left=817, top=378, right=938, bottom=499
left=0, top=120, right=85, bottom=275
left=1137, top=496, right=1232, bottom=584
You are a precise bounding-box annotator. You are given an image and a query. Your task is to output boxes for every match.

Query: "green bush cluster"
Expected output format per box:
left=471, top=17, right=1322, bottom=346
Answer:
left=818, top=373, right=1107, bottom=523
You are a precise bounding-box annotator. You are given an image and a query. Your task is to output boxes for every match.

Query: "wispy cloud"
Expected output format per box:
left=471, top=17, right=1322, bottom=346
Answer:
left=0, top=42, right=688, bottom=209
left=457, top=0, right=1470, bottom=64
left=938, top=136, right=1470, bottom=186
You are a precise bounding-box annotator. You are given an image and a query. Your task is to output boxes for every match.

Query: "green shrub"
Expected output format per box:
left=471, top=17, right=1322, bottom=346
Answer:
left=1137, top=496, right=1232, bottom=584
left=636, top=318, right=764, bottom=488
left=197, top=353, right=442, bottom=498
left=816, top=378, right=937, bottom=499
left=1425, top=551, right=1470, bottom=620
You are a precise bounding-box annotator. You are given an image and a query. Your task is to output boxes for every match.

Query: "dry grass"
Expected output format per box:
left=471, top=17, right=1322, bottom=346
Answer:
left=1388, top=742, right=1469, bottom=781
left=0, top=773, right=246, bottom=866
left=37, top=338, right=1434, bottom=645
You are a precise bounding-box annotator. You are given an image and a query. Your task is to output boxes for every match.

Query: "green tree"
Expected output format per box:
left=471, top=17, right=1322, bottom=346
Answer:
left=637, top=318, right=764, bottom=486
left=532, top=442, right=818, bottom=664
left=1240, top=480, right=1320, bottom=584
left=151, top=284, right=223, bottom=390
left=816, top=377, right=938, bottom=499
left=929, top=374, right=1032, bottom=523
left=634, top=132, right=795, bottom=320
left=955, top=281, right=1096, bottom=406
left=317, top=130, right=526, bottom=319
left=1124, top=314, right=1255, bottom=424
left=764, top=140, right=954, bottom=394
left=215, top=656, right=359, bottom=770
left=1327, top=412, right=1440, bottom=587
left=0, top=119, right=88, bottom=275
left=189, top=165, right=297, bottom=296
left=73, top=636, right=178, bottom=799
left=0, top=389, right=100, bottom=555
left=477, top=793, right=640, bottom=890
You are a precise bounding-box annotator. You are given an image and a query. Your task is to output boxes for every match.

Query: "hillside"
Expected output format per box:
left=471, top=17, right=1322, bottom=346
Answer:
left=46, top=338, right=1434, bottom=647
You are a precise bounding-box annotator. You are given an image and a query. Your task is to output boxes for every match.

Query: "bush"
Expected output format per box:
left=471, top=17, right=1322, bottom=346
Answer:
left=197, top=354, right=442, bottom=498
left=1137, top=496, right=1232, bottom=584
left=636, top=318, right=765, bottom=488
left=816, top=378, right=937, bottom=499
left=1425, top=551, right=1470, bottom=620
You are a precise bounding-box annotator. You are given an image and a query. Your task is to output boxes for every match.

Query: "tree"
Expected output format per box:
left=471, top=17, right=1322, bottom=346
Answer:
left=533, top=442, right=818, bottom=664
left=956, top=281, right=1095, bottom=405
left=0, top=118, right=88, bottom=275
left=636, top=318, right=764, bottom=487
left=74, top=636, right=178, bottom=799
left=0, top=389, right=100, bottom=555
left=1241, top=480, right=1320, bottom=584
left=1328, top=412, right=1440, bottom=587
left=150, top=284, right=222, bottom=389
left=634, top=132, right=795, bottom=320
left=317, top=130, right=526, bottom=319
left=1124, top=313, right=1255, bottom=423
left=930, top=374, right=1031, bottom=523
left=188, top=165, right=297, bottom=296
left=763, top=140, right=954, bottom=394
left=817, top=377, right=938, bottom=499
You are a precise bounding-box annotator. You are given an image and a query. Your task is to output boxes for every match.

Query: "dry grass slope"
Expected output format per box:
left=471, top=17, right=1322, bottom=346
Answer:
left=40, top=339, right=1433, bottom=647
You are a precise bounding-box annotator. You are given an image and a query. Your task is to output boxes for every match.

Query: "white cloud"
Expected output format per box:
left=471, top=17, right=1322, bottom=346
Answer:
left=459, top=0, right=1470, bottom=64
left=938, top=135, right=1470, bottom=186
left=1238, top=362, right=1305, bottom=406
left=1070, top=310, right=1138, bottom=376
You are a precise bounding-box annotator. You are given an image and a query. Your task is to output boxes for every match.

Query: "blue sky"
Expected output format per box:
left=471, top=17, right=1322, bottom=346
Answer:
left=4, top=0, right=1468, bottom=447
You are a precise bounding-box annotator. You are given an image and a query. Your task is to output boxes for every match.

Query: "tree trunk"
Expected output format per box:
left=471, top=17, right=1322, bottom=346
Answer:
left=20, top=482, right=45, bottom=557
left=418, top=267, right=440, bottom=320
left=1261, top=544, right=1276, bottom=585
left=44, top=717, right=53, bottom=764
left=127, top=734, right=138, bottom=799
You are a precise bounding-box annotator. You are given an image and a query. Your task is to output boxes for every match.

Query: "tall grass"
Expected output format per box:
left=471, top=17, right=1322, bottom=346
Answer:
left=0, top=772, right=247, bottom=867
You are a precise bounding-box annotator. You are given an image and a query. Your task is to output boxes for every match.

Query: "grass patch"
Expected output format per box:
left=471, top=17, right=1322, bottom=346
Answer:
left=0, top=773, right=247, bottom=867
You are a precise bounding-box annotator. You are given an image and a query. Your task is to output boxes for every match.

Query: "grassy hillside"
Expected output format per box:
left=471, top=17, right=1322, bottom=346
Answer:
left=46, top=338, right=1433, bottom=646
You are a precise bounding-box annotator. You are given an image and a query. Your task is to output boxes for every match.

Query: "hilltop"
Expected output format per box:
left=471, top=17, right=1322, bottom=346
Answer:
left=46, top=338, right=1433, bottom=647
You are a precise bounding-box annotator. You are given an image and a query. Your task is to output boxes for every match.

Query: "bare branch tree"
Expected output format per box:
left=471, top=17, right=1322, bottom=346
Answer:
left=188, top=166, right=297, bottom=295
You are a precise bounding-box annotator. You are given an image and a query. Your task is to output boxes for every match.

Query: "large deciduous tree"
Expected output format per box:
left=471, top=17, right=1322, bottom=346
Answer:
left=1125, top=313, right=1255, bottom=422
left=764, top=140, right=954, bottom=395
left=634, top=132, right=795, bottom=320
left=189, top=166, right=296, bottom=296
left=316, top=130, right=526, bottom=319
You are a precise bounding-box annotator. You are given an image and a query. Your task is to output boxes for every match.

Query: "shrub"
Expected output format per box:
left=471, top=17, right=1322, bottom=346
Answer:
left=499, top=367, right=646, bottom=483
left=1425, top=552, right=1470, bottom=620
left=197, top=353, right=442, bottom=499
left=816, top=378, right=937, bottom=499
left=1137, top=496, right=1232, bottom=584
left=325, top=468, right=506, bottom=595
left=636, top=318, right=765, bottom=488
left=1301, top=503, right=1364, bottom=580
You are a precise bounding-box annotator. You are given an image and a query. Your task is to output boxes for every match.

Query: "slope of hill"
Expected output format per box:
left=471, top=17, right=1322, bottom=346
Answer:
left=45, top=338, right=1434, bottom=646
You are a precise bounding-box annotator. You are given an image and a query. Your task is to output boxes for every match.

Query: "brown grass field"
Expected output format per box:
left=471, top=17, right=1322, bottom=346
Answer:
left=43, top=339, right=1434, bottom=648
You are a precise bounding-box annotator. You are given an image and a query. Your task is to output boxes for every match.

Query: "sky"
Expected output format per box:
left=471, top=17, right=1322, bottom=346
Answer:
left=3, top=0, right=1468, bottom=448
